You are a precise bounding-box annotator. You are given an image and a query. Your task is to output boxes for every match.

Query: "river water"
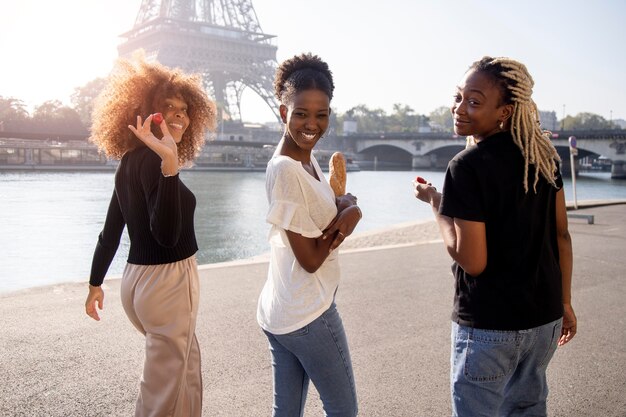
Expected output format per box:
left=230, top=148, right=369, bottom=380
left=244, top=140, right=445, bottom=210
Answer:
left=1, top=169, right=624, bottom=293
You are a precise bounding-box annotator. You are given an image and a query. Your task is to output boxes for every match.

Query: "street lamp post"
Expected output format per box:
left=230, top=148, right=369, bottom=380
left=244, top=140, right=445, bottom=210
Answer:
left=569, top=136, right=578, bottom=209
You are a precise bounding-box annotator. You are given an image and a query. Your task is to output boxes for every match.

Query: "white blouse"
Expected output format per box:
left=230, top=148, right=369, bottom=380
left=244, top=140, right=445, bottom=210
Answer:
left=257, top=154, right=340, bottom=335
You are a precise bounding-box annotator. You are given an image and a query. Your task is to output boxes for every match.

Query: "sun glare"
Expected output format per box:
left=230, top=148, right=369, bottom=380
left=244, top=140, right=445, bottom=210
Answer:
left=0, top=1, right=138, bottom=110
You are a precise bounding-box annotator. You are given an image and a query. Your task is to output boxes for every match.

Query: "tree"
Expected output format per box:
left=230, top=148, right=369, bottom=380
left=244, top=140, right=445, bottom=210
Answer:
left=428, top=106, right=453, bottom=132
left=388, top=103, right=431, bottom=133
left=0, top=96, right=30, bottom=122
left=560, top=112, right=618, bottom=130
left=389, top=103, right=417, bottom=132
left=32, top=100, right=86, bottom=135
left=71, top=78, right=107, bottom=128
left=32, top=100, right=64, bottom=122
left=344, top=104, right=388, bottom=133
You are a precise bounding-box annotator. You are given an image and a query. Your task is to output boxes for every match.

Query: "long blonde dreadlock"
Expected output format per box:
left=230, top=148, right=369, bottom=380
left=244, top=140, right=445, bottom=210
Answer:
left=468, top=57, right=560, bottom=193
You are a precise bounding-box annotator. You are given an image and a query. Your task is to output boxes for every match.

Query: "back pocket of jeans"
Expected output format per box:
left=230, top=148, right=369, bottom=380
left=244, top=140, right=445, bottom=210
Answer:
left=465, top=330, right=517, bottom=382
left=538, top=321, right=562, bottom=367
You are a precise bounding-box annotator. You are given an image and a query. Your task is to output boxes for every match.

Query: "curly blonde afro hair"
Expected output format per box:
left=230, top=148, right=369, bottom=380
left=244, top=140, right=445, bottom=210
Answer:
left=89, top=52, right=216, bottom=164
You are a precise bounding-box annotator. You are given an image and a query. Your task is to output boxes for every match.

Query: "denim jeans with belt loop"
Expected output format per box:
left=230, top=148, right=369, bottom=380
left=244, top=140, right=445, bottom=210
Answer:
left=450, top=318, right=563, bottom=417
left=263, top=303, right=358, bottom=417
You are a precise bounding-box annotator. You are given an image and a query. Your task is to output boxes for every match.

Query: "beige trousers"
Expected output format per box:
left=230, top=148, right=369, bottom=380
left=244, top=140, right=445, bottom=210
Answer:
left=121, top=256, right=202, bottom=417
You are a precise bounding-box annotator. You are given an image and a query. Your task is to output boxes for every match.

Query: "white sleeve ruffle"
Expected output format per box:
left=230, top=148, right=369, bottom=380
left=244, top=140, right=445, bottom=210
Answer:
left=266, top=199, right=322, bottom=238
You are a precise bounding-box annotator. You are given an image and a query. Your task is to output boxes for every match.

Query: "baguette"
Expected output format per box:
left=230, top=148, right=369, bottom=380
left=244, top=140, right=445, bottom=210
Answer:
left=329, top=152, right=347, bottom=197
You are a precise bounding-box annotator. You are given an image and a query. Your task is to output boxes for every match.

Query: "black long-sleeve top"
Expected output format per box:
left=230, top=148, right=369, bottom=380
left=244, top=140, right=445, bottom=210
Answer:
left=89, top=146, right=198, bottom=286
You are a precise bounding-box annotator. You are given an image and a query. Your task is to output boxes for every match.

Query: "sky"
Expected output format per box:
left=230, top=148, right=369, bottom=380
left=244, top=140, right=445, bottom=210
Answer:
left=1, top=0, right=625, bottom=124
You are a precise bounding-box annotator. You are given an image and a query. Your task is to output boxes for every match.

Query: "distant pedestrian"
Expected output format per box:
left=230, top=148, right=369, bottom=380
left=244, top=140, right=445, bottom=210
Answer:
left=84, top=53, right=216, bottom=417
left=413, top=56, right=577, bottom=416
left=257, top=53, right=362, bottom=417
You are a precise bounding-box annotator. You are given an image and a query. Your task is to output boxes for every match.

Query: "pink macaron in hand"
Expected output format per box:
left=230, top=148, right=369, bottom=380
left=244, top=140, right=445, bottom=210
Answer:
left=152, top=113, right=164, bottom=124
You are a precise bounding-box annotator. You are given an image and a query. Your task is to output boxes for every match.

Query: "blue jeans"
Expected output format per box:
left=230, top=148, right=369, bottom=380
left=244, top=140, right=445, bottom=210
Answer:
left=451, top=318, right=562, bottom=417
left=263, top=303, right=358, bottom=417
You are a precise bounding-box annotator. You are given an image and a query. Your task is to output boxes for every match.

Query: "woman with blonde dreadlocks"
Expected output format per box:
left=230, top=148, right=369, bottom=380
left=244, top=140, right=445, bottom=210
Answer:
left=84, top=54, right=216, bottom=417
left=413, top=56, right=576, bottom=416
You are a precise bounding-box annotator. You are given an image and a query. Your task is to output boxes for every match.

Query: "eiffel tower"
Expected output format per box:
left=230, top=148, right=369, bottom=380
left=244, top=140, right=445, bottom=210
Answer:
left=118, top=0, right=280, bottom=123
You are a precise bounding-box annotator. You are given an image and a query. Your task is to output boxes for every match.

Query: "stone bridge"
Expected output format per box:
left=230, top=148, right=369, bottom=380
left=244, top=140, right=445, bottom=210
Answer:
left=338, top=130, right=626, bottom=178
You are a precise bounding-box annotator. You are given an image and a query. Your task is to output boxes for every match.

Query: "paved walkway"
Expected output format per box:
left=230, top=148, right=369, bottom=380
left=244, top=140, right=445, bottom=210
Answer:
left=1, top=204, right=625, bottom=416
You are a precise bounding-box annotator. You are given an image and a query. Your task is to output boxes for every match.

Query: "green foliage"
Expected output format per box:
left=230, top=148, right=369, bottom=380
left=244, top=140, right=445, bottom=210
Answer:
left=0, top=96, right=30, bottom=122
left=0, top=77, right=106, bottom=135
left=29, top=100, right=85, bottom=134
left=389, top=103, right=421, bottom=133
left=561, top=112, right=620, bottom=130
left=338, top=103, right=430, bottom=134
left=429, top=106, right=453, bottom=132
left=3, top=79, right=623, bottom=136
left=71, top=78, right=106, bottom=127
left=32, top=100, right=65, bottom=121
left=343, top=104, right=389, bottom=133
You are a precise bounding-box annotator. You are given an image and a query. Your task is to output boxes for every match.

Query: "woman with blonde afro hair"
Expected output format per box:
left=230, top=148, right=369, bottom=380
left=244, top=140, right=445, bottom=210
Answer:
left=85, top=53, right=216, bottom=417
left=90, top=52, right=216, bottom=163
left=414, top=56, right=576, bottom=416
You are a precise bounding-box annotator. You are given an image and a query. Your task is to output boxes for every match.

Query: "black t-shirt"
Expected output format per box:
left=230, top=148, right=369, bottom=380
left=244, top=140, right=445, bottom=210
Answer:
left=89, top=146, right=198, bottom=286
left=439, top=131, right=563, bottom=330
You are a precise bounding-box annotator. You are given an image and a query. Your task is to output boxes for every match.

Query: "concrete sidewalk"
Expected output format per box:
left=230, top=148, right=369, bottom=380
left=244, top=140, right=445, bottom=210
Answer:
left=1, top=204, right=625, bottom=416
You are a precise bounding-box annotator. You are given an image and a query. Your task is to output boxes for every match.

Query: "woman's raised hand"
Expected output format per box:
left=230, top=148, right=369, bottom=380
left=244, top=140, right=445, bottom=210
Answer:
left=128, top=115, right=179, bottom=175
left=412, top=179, right=438, bottom=205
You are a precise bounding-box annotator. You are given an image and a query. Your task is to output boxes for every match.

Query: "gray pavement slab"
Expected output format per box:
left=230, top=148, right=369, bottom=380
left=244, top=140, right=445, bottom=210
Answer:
left=1, top=204, right=625, bottom=416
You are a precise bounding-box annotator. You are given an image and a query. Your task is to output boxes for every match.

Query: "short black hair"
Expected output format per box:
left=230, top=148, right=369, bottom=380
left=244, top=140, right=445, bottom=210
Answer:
left=274, top=53, right=334, bottom=104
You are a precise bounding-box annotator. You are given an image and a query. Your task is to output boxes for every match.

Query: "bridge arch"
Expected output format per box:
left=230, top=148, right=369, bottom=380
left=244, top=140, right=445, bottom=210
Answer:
left=419, top=145, right=465, bottom=169
left=554, top=145, right=599, bottom=160
left=356, top=143, right=467, bottom=170
left=357, top=144, right=413, bottom=170
left=345, top=130, right=626, bottom=177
